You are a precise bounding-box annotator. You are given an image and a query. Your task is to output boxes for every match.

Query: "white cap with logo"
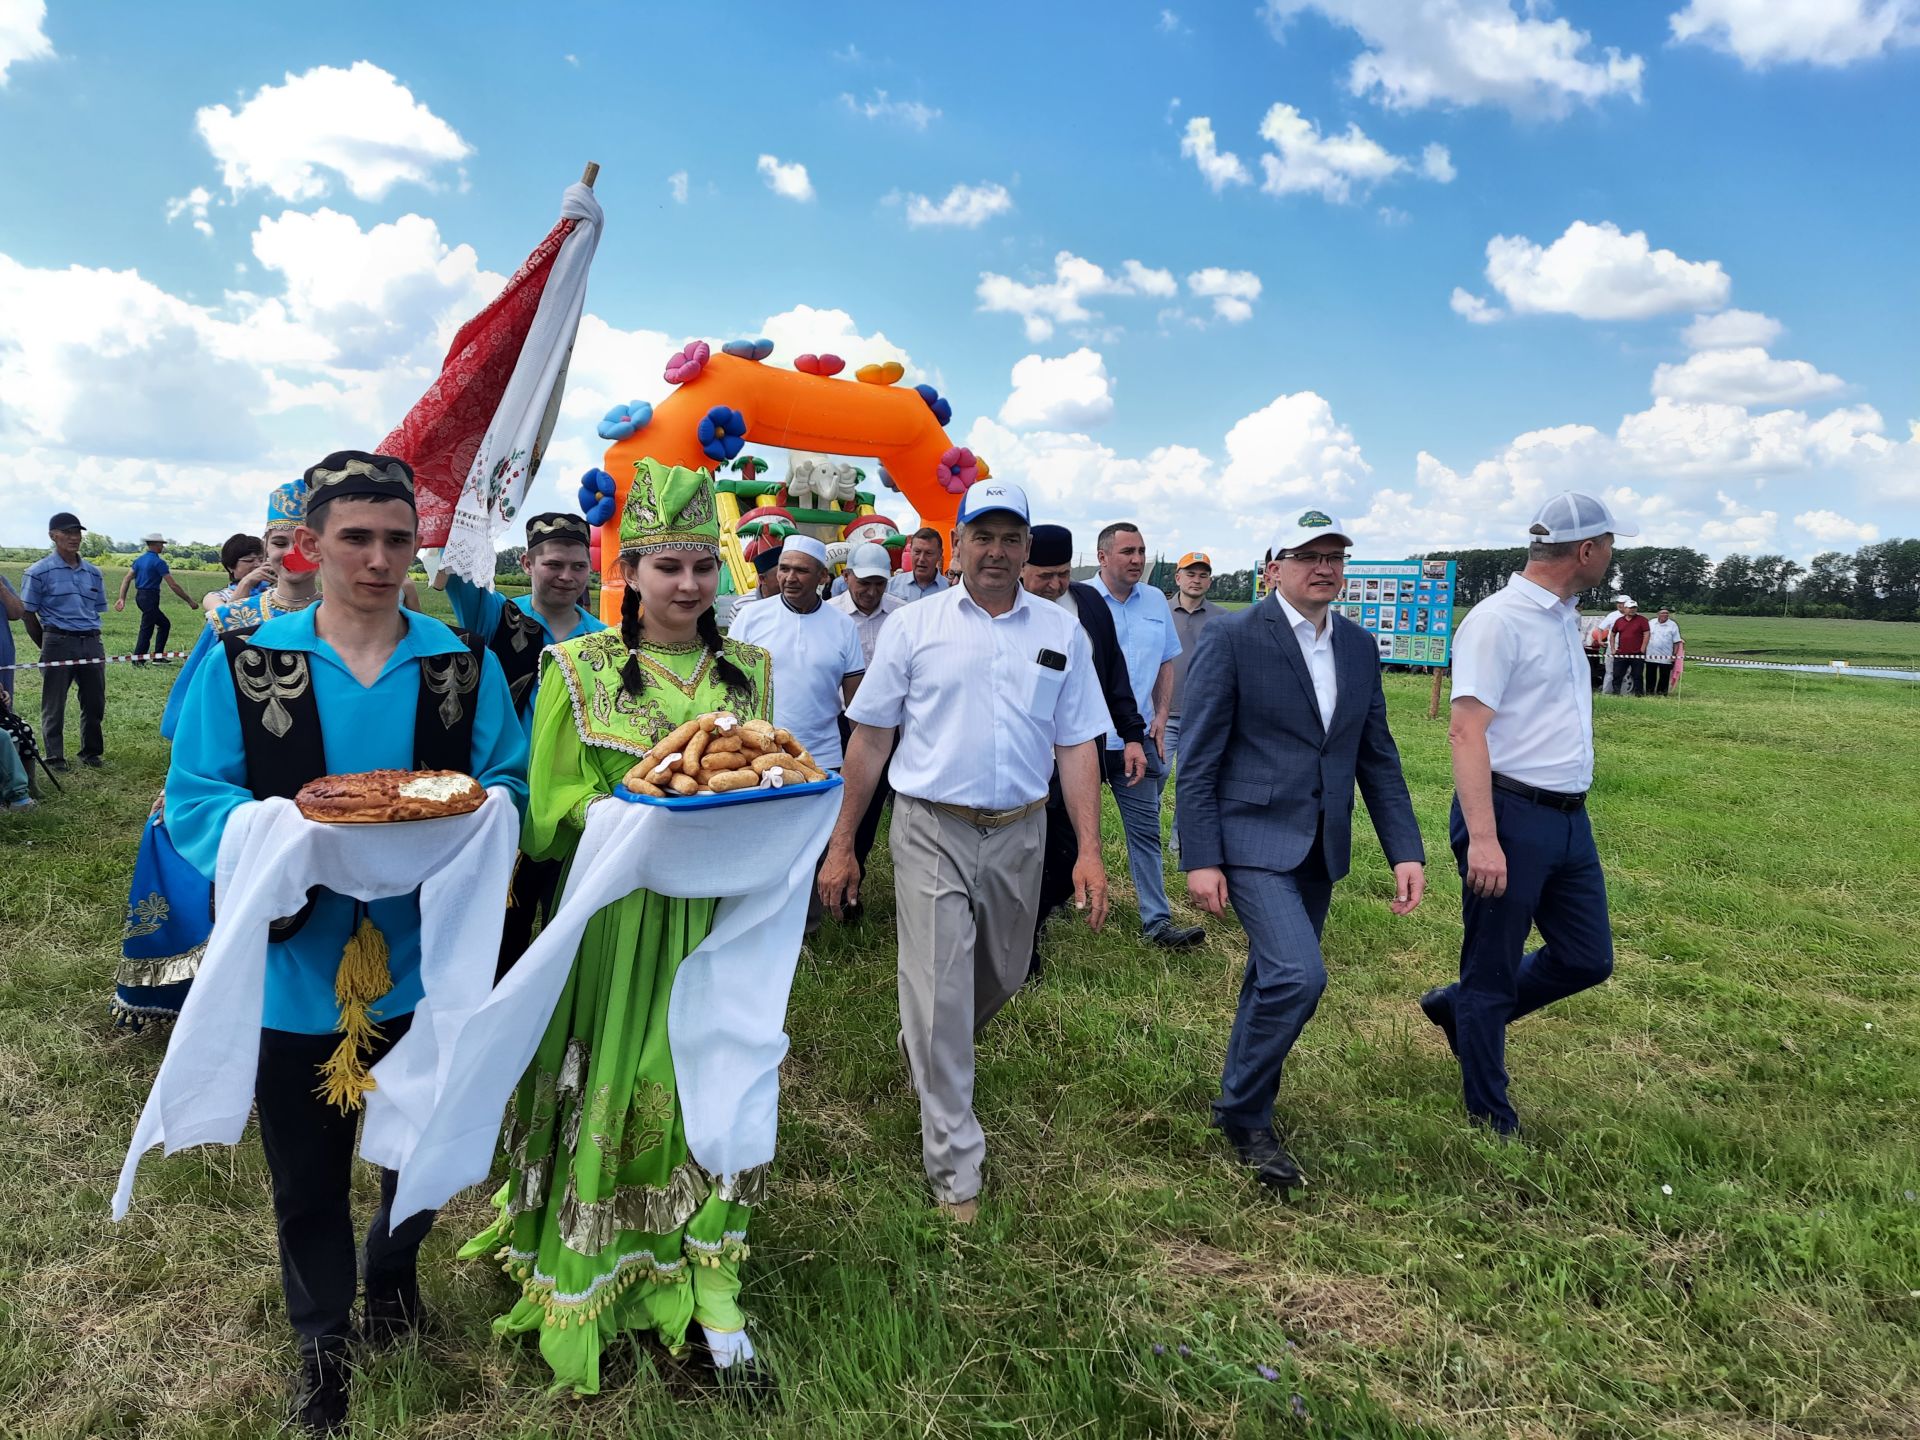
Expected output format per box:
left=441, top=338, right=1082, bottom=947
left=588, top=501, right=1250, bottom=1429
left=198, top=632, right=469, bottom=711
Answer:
left=1269, top=507, right=1353, bottom=559
left=1529, top=491, right=1638, bottom=545
left=848, top=542, right=892, bottom=580
left=956, top=481, right=1030, bottom=525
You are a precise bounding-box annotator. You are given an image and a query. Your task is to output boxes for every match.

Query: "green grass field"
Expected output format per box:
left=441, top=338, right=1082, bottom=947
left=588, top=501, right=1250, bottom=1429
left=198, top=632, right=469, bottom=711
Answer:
left=2, top=577, right=1917, bottom=1438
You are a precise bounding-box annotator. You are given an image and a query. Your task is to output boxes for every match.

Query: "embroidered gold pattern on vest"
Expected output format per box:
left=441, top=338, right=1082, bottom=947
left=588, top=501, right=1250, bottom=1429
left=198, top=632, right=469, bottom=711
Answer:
left=234, top=649, right=313, bottom=738
left=420, top=651, right=481, bottom=729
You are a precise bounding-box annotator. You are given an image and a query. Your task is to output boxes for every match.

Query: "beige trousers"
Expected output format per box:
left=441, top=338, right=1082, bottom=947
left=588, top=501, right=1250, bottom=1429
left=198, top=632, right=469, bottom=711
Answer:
left=890, top=795, right=1046, bottom=1204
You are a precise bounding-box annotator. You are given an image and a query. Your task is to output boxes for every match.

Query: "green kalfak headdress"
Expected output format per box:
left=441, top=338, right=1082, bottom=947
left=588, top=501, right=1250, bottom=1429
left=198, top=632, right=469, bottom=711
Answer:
left=619, top=459, right=720, bottom=556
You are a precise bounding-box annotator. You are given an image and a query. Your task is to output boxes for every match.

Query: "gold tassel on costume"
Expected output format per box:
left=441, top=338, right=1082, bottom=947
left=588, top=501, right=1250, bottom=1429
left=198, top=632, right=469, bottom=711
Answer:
left=315, top=914, right=392, bottom=1113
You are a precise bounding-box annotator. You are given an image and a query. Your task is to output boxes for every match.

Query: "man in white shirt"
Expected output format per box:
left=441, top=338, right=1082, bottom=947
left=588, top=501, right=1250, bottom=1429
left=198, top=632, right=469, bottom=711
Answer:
left=828, top=543, right=905, bottom=880
left=1644, top=607, right=1682, bottom=696
left=887, top=528, right=952, bottom=602
left=820, top=482, right=1111, bottom=1223
left=1420, top=491, right=1635, bottom=1136
left=729, top=535, right=865, bottom=772
left=1177, top=507, right=1425, bottom=1191
left=1092, top=522, right=1202, bottom=948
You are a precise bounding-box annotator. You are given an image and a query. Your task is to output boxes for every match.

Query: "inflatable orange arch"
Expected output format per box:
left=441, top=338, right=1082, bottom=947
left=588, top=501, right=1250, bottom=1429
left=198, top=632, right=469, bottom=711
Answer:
left=597, top=351, right=969, bottom=621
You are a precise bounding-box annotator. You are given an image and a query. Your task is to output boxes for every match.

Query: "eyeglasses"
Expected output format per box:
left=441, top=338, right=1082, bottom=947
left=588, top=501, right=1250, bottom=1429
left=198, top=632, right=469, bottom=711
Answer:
left=1279, top=550, right=1350, bottom=568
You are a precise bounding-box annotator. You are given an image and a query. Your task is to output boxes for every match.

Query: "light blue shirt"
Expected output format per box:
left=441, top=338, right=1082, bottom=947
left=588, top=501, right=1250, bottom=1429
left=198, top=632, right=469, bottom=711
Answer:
left=444, top=572, right=605, bottom=735
left=166, top=605, right=529, bottom=1033
left=21, top=552, right=107, bottom=633
left=887, top=571, right=950, bottom=602
left=1089, top=576, right=1182, bottom=750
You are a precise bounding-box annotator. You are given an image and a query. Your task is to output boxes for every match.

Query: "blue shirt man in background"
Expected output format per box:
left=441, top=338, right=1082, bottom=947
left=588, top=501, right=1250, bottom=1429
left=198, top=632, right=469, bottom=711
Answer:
left=21, top=512, right=108, bottom=770
left=166, top=450, right=526, bottom=1431
left=115, top=532, right=196, bottom=662
left=1092, top=521, right=1203, bottom=948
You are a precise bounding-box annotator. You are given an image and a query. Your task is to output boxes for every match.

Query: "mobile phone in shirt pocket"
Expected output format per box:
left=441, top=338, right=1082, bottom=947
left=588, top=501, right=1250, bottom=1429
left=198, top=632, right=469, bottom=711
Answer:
left=1023, top=656, right=1067, bottom=716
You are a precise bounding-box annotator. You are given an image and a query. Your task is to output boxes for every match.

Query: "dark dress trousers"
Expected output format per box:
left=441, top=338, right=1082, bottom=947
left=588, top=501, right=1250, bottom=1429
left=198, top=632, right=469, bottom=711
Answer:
left=1176, top=600, right=1424, bottom=1129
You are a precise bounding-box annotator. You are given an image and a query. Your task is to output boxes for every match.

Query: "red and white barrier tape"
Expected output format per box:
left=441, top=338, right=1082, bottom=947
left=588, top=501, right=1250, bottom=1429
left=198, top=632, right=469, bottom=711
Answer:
left=11, top=649, right=194, bottom=670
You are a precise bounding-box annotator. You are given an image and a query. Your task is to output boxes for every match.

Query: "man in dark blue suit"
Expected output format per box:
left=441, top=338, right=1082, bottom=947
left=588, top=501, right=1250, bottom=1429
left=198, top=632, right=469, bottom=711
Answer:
left=1176, top=508, right=1426, bottom=1191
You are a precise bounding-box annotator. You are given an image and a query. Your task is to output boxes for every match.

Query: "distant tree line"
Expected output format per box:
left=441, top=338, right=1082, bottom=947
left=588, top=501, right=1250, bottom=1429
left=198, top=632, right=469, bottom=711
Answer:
left=1425, top=540, right=1920, bottom=620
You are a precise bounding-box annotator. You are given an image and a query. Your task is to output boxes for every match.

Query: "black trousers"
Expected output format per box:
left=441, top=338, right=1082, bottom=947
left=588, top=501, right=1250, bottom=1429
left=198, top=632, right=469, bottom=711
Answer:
left=1030, top=773, right=1080, bottom=973
left=1646, top=659, right=1673, bottom=696
left=838, top=715, right=892, bottom=871
left=495, top=853, right=562, bottom=983
left=37, top=628, right=104, bottom=763
left=1616, top=656, right=1646, bottom=696
left=134, top=592, right=170, bottom=658
left=256, top=1016, right=436, bottom=1359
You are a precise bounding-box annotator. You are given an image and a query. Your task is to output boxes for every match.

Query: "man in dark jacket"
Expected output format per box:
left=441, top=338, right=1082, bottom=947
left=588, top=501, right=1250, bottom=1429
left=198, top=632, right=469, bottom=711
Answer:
left=1022, top=524, right=1149, bottom=976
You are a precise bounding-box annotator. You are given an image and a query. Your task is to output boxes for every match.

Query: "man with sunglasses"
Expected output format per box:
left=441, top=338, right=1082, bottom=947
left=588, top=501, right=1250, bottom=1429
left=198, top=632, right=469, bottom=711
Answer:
left=1176, top=509, right=1425, bottom=1193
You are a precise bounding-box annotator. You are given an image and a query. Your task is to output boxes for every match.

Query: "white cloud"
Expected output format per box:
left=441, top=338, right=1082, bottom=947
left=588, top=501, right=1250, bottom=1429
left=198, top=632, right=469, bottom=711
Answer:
left=563, top=53, right=579, bottom=67
left=1263, top=0, right=1644, bottom=116
left=976, top=252, right=1178, bottom=341
left=1670, top=0, right=1920, bottom=68
left=194, top=62, right=472, bottom=201
left=1179, top=116, right=1251, bottom=192
left=1000, top=349, right=1116, bottom=430
left=1420, top=142, right=1456, bottom=183
left=1159, top=9, right=1186, bottom=33
left=1682, top=307, right=1782, bottom=350
left=1651, top=347, right=1845, bottom=407
left=756, top=154, right=814, bottom=202
left=903, top=182, right=1014, bottom=229
left=1257, top=102, right=1409, bottom=202
left=1450, top=287, right=1502, bottom=324
left=0, top=0, right=53, bottom=84
left=840, top=89, right=940, bottom=129
left=758, top=304, right=918, bottom=379
left=1186, top=267, right=1263, bottom=323
left=668, top=170, right=689, bottom=204
left=1793, top=508, right=1881, bottom=544
left=1222, top=391, right=1372, bottom=504
left=165, top=186, right=214, bottom=238
left=1480, top=220, right=1731, bottom=321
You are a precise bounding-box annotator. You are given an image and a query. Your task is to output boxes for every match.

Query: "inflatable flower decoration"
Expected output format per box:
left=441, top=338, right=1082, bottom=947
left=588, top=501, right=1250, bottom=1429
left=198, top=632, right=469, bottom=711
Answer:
left=698, top=405, right=749, bottom=462
left=595, top=399, right=653, bottom=441
left=663, top=341, right=711, bottom=385
left=936, top=446, right=979, bottom=494
left=576, top=468, right=618, bottom=527
left=914, top=384, right=954, bottom=428
left=722, top=338, right=774, bottom=362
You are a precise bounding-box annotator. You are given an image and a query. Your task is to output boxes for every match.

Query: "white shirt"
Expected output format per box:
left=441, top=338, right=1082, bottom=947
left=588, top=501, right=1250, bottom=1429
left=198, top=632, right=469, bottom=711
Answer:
left=887, top=571, right=950, bottom=602
left=1450, top=572, right=1594, bottom=793
left=1645, top=617, right=1681, bottom=661
left=847, top=582, right=1109, bottom=809
left=728, top=597, right=866, bottom=769
left=827, top=589, right=904, bottom=668
left=1274, top=591, right=1337, bottom=730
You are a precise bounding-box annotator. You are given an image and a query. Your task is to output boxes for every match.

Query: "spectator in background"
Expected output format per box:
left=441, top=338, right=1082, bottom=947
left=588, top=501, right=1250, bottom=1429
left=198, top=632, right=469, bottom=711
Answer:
left=1093, top=522, right=1201, bottom=949
left=0, top=571, right=21, bottom=697
left=21, top=512, right=108, bottom=772
left=1610, top=599, right=1650, bottom=697
left=203, top=534, right=272, bottom=611
left=1166, top=551, right=1222, bottom=859
left=722, top=544, right=783, bottom=630
left=1645, top=607, right=1682, bottom=696
left=888, top=528, right=951, bottom=602
left=114, top=533, right=196, bottom=662
left=1597, top=596, right=1628, bottom=694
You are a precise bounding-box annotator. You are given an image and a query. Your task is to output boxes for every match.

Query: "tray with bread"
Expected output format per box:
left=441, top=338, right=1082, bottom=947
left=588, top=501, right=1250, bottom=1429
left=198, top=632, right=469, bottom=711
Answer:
left=294, top=769, right=486, bottom=824
left=614, top=712, right=841, bottom=809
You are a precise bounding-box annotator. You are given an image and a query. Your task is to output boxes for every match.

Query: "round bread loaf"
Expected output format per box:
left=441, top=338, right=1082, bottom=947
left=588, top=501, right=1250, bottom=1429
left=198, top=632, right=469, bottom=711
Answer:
left=295, top=769, right=484, bottom=824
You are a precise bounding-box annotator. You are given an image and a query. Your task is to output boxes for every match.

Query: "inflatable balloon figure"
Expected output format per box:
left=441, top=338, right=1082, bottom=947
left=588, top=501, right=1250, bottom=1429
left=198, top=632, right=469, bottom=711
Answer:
left=592, top=338, right=984, bottom=619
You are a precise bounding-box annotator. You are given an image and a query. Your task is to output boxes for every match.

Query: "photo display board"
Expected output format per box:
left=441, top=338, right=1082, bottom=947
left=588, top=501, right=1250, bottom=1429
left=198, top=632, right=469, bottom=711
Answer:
left=1337, top=559, right=1456, bottom=668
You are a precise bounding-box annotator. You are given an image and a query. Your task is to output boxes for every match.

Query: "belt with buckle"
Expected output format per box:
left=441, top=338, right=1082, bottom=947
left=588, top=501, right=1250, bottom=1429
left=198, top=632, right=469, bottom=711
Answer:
left=922, top=797, right=1048, bottom=830
left=1491, top=774, right=1586, bottom=811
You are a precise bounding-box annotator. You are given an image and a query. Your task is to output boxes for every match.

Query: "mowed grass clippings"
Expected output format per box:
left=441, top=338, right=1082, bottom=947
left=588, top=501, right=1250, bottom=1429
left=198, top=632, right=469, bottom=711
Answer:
left=1, top=581, right=1917, bottom=1438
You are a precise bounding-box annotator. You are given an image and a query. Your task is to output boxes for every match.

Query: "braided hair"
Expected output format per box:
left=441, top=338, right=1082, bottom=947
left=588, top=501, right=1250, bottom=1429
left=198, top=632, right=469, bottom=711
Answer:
left=618, top=570, right=754, bottom=699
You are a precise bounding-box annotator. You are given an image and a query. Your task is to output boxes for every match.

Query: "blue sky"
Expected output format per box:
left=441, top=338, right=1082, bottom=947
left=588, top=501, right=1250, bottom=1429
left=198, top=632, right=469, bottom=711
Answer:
left=2, top=0, right=1917, bottom=567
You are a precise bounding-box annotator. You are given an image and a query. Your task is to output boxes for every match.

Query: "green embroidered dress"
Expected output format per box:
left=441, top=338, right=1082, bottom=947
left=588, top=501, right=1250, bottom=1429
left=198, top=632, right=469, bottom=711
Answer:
left=461, top=626, right=773, bottom=1394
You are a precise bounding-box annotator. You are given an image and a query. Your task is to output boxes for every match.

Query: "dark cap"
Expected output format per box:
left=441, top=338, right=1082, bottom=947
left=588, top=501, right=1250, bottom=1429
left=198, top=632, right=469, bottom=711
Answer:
left=525, top=512, right=592, bottom=550
left=303, top=451, right=416, bottom=511
left=48, top=511, right=84, bottom=532
left=752, top=544, right=785, bottom=575
left=1028, top=524, right=1073, bottom=568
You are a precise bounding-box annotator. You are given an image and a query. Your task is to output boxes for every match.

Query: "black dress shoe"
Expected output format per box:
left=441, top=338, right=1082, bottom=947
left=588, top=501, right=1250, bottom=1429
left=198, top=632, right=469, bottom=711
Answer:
left=363, top=1285, right=424, bottom=1348
left=81, top=755, right=103, bottom=768
left=291, top=1349, right=351, bottom=1435
left=1145, top=921, right=1205, bottom=949
left=1214, top=1120, right=1306, bottom=1191
left=1419, top=985, right=1459, bottom=1056
left=46, top=759, right=70, bottom=773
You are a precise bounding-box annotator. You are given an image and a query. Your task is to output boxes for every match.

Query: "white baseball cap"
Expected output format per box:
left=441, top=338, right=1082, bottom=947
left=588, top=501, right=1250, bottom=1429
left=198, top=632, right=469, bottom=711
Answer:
left=956, top=481, right=1030, bottom=525
left=1269, top=507, right=1352, bottom=558
left=848, top=542, right=892, bottom=580
left=1529, top=491, right=1638, bottom=545
left=782, top=534, right=830, bottom=569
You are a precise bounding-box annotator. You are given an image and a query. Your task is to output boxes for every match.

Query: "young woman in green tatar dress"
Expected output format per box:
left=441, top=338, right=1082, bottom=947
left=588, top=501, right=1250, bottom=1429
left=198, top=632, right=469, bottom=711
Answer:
left=460, top=461, right=776, bottom=1394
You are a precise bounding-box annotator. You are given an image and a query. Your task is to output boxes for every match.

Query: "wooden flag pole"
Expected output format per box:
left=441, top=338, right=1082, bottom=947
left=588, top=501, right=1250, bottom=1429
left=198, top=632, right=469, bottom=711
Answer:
left=1428, top=666, right=1446, bottom=721
left=581, top=162, right=600, bottom=188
